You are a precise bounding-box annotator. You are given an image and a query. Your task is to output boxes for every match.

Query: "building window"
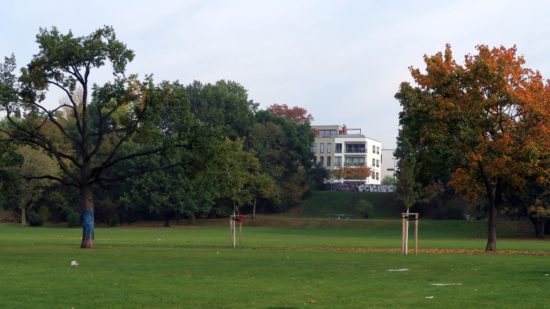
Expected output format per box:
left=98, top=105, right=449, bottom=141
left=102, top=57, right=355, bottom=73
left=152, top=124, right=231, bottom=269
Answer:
left=335, top=143, right=342, bottom=153
left=320, top=143, right=324, bottom=153
left=318, top=130, right=337, bottom=137
left=335, top=157, right=342, bottom=166
left=327, top=156, right=331, bottom=167
left=376, top=159, right=380, bottom=167
left=345, top=143, right=365, bottom=153
left=311, top=143, right=317, bottom=154
left=320, top=156, right=324, bottom=166
left=372, top=158, right=376, bottom=166
left=377, top=146, right=380, bottom=154
left=376, top=172, right=379, bottom=180
left=345, top=157, right=365, bottom=166
left=372, top=145, right=376, bottom=153
left=327, top=143, right=332, bottom=154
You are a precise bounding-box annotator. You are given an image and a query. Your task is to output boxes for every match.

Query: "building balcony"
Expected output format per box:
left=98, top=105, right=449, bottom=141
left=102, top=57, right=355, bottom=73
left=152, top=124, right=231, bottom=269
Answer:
left=345, top=149, right=366, bottom=153
left=344, top=163, right=366, bottom=167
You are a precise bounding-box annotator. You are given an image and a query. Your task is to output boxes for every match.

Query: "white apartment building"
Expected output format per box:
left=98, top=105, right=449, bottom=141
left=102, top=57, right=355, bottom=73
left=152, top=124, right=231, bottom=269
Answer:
left=311, top=125, right=382, bottom=185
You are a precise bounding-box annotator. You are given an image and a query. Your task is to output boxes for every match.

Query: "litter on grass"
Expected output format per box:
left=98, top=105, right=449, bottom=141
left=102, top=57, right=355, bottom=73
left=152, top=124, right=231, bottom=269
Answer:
left=425, top=296, right=434, bottom=299
left=388, top=268, right=409, bottom=272
left=431, top=283, right=462, bottom=286
left=70, top=260, right=79, bottom=267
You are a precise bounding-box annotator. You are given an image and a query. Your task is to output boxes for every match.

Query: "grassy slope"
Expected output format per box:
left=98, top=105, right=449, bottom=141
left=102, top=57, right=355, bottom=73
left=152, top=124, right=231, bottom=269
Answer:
left=1, top=223, right=549, bottom=308
left=291, top=191, right=405, bottom=218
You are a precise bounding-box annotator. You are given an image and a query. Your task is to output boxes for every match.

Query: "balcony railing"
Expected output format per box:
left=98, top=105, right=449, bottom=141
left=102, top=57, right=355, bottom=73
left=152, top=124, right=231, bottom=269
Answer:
left=345, top=149, right=366, bottom=153
left=344, top=163, right=366, bottom=166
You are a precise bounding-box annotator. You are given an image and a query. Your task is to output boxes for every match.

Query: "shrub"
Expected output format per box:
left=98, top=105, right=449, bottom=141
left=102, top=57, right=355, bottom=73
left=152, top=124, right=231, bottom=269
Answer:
left=66, top=209, right=81, bottom=228
left=356, top=199, right=374, bottom=219
left=28, top=212, right=43, bottom=226
left=107, top=214, right=120, bottom=227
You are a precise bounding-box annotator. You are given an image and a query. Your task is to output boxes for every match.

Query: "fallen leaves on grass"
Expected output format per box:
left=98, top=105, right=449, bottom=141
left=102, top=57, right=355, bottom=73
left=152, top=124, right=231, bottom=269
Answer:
left=271, top=246, right=550, bottom=256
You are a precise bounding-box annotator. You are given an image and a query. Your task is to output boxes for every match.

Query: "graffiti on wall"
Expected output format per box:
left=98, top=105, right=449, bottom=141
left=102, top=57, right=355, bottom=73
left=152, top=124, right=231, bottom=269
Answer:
left=358, top=184, right=396, bottom=193
left=327, top=183, right=396, bottom=193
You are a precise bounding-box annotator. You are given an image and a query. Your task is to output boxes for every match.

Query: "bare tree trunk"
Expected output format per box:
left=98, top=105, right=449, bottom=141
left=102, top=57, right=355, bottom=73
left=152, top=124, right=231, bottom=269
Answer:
left=252, top=196, right=257, bottom=220
left=80, top=185, right=95, bottom=248
left=21, top=206, right=26, bottom=226
left=485, top=201, right=497, bottom=251
left=479, top=162, right=497, bottom=252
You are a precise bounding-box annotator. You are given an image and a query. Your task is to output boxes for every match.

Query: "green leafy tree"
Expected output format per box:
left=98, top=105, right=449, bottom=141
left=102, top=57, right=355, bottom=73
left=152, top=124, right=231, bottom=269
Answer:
left=186, top=80, right=257, bottom=139
left=381, top=175, right=397, bottom=186
left=215, top=139, right=261, bottom=213
left=99, top=80, right=224, bottom=225
left=0, top=130, right=21, bottom=210
left=250, top=110, right=314, bottom=209
left=7, top=145, right=59, bottom=225
left=0, top=27, right=179, bottom=248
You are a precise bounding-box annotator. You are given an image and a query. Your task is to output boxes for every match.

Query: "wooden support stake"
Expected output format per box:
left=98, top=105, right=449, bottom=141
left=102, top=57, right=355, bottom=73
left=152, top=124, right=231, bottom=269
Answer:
left=401, top=214, right=405, bottom=254
left=401, top=212, right=419, bottom=255
left=415, top=215, right=419, bottom=255
left=230, top=213, right=236, bottom=248
left=239, top=221, right=243, bottom=246
left=405, top=215, right=409, bottom=255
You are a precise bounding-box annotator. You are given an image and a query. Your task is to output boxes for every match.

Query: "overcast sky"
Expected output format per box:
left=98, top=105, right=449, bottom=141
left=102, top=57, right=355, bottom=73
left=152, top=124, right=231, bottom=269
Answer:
left=2, top=0, right=550, bottom=148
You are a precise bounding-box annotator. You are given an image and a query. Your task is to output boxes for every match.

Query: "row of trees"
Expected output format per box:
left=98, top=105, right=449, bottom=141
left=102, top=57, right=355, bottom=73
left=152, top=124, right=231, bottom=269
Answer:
left=395, top=45, right=550, bottom=250
left=0, top=26, right=320, bottom=248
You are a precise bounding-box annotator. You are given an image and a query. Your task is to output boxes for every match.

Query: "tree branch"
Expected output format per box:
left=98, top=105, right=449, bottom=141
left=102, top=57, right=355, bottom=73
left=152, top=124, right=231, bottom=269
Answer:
left=90, top=94, right=152, bottom=173
left=4, top=112, right=83, bottom=181
left=21, top=174, right=78, bottom=187
left=95, top=160, right=184, bottom=184
left=88, top=99, right=126, bottom=159
left=46, top=80, right=83, bottom=135
left=30, top=101, right=82, bottom=148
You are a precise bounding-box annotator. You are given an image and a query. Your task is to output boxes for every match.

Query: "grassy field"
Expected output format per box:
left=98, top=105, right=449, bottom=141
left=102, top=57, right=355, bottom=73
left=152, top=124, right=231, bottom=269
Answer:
left=1, top=218, right=550, bottom=308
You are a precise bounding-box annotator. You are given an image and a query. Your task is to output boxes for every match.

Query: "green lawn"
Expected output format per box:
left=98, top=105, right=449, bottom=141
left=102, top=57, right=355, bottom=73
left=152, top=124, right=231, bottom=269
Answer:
left=1, top=220, right=549, bottom=308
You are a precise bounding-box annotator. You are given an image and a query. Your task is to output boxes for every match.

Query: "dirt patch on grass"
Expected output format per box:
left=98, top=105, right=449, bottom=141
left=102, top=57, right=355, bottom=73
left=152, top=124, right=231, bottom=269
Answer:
left=273, top=246, right=550, bottom=256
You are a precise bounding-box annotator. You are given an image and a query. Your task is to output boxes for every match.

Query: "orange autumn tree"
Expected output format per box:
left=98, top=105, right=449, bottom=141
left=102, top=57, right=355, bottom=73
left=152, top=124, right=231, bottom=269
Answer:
left=268, top=104, right=313, bottom=124
left=398, top=44, right=550, bottom=251
left=332, top=165, right=372, bottom=180
left=513, top=64, right=550, bottom=237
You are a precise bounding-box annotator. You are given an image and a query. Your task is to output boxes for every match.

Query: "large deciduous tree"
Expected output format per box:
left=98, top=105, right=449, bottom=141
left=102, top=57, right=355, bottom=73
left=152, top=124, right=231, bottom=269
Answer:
left=0, top=26, right=178, bottom=248
left=396, top=45, right=550, bottom=251
left=250, top=109, right=314, bottom=209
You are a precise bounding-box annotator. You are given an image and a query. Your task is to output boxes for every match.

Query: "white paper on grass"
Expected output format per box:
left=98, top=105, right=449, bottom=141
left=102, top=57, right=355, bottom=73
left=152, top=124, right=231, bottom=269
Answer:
left=431, top=283, right=462, bottom=286
left=387, top=268, right=409, bottom=272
